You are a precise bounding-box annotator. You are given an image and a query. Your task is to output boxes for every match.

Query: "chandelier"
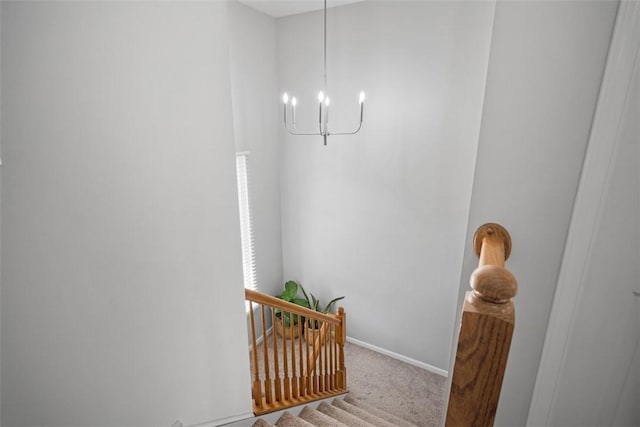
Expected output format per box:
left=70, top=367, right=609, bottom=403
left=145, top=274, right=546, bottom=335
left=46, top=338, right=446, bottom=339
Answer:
left=281, top=0, right=366, bottom=146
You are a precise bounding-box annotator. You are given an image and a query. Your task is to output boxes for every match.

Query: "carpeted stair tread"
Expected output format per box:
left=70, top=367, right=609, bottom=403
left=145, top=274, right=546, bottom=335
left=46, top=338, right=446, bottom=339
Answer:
left=256, top=394, right=422, bottom=427
left=316, top=401, right=376, bottom=427
left=331, top=398, right=398, bottom=427
left=252, top=419, right=274, bottom=427
left=344, top=394, right=418, bottom=427
left=274, top=411, right=315, bottom=427
left=298, top=406, right=348, bottom=427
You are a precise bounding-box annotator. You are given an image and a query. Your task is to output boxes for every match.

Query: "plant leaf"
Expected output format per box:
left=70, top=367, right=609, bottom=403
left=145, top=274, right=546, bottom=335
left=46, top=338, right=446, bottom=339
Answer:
left=298, top=282, right=311, bottom=307
left=281, top=280, right=299, bottom=301
left=323, top=296, right=345, bottom=313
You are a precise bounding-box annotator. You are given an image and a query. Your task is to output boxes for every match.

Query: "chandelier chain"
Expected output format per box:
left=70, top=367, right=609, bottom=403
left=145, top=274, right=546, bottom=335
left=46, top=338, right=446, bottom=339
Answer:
left=323, top=0, right=327, bottom=92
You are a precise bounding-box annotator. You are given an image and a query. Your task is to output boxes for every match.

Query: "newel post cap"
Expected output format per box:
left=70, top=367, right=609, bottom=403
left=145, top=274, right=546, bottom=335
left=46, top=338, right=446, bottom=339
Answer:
left=473, top=223, right=512, bottom=260
left=470, top=265, right=518, bottom=303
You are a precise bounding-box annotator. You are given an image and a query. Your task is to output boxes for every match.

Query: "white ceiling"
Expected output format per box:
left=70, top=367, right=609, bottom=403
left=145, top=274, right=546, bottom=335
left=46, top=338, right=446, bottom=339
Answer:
left=237, top=0, right=366, bottom=18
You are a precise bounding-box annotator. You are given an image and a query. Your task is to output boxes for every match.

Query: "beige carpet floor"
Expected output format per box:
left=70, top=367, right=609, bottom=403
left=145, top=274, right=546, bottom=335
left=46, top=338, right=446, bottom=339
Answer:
left=344, top=342, right=446, bottom=427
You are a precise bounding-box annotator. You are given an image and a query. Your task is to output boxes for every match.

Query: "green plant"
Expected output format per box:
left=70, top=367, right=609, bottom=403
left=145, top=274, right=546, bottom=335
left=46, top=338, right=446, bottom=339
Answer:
left=275, top=280, right=310, bottom=327
left=297, top=282, right=345, bottom=329
left=275, top=280, right=345, bottom=328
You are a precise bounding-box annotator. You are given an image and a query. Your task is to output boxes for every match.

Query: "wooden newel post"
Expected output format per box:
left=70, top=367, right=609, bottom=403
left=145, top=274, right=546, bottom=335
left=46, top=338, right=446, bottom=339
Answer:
left=446, top=223, right=517, bottom=427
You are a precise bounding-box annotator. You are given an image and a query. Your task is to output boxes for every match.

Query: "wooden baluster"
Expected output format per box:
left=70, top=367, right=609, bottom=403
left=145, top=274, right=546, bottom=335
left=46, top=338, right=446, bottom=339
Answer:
left=303, top=319, right=313, bottom=394
left=290, top=316, right=299, bottom=399
left=305, top=322, right=311, bottom=395
left=324, top=324, right=329, bottom=392
left=336, top=307, right=346, bottom=390
left=282, top=311, right=291, bottom=402
left=311, top=323, right=318, bottom=394
left=446, top=223, right=517, bottom=427
left=332, top=323, right=337, bottom=390
left=249, top=301, right=263, bottom=410
left=322, top=324, right=327, bottom=392
left=271, top=308, right=282, bottom=404
left=315, top=322, right=325, bottom=393
left=329, top=323, right=335, bottom=390
left=317, top=322, right=328, bottom=393
left=333, top=326, right=340, bottom=389
left=299, top=319, right=306, bottom=397
left=261, top=305, right=272, bottom=405
left=317, top=322, right=323, bottom=393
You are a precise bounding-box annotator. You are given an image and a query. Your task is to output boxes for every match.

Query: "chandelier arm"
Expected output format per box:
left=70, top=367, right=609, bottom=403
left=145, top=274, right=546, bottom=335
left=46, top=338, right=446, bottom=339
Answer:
left=285, top=127, right=323, bottom=136
left=330, top=122, right=363, bottom=136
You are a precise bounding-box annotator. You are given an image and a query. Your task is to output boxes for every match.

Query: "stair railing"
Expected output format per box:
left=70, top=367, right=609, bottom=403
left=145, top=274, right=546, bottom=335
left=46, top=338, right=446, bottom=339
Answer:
left=245, top=289, right=347, bottom=415
left=446, top=223, right=517, bottom=427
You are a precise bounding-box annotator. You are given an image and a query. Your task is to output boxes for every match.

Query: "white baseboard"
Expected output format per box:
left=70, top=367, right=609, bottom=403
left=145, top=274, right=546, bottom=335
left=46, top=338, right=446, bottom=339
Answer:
left=346, top=336, right=448, bottom=377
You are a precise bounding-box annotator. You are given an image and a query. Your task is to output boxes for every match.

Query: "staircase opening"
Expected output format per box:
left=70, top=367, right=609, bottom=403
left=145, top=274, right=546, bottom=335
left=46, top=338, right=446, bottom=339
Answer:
left=246, top=289, right=348, bottom=415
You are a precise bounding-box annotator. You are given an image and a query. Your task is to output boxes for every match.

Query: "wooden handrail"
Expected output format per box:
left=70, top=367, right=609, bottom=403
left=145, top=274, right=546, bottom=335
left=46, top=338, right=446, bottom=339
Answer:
left=245, top=288, right=347, bottom=415
left=446, top=223, right=517, bottom=427
left=245, top=289, right=340, bottom=326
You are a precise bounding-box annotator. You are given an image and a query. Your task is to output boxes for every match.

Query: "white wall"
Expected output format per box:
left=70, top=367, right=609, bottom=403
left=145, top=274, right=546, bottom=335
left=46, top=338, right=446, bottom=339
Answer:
left=228, top=1, right=283, bottom=298
left=277, top=1, right=495, bottom=370
left=528, top=3, right=640, bottom=424
left=454, top=1, right=618, bottom=425
left=546, top=49, right=639, bottom=425
left=1, top=2, right=252, bottom=426
left=0, top=3, right=3, bottom=423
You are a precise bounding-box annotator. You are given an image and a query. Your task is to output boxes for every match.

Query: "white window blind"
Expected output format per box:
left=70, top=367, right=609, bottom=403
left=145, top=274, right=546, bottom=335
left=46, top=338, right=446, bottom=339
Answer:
left=235, top=152, right=258, bottom=294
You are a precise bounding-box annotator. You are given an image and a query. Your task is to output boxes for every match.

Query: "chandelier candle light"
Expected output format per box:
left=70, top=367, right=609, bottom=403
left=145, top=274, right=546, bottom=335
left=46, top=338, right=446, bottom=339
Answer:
left=281, top=0, right=366, bottom=146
